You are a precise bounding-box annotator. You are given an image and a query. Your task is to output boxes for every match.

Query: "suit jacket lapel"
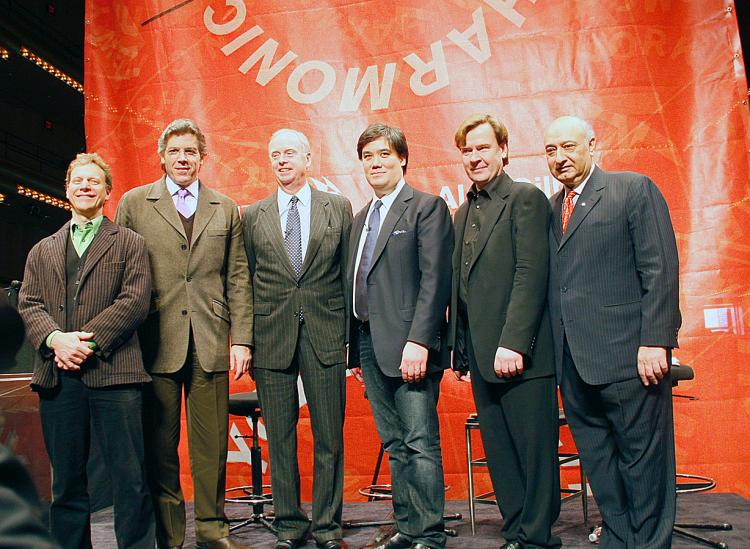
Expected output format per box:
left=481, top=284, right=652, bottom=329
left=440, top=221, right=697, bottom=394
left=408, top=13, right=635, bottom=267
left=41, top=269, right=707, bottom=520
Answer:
left=452, top=201, right=469, bottom=271
left=558, top=166, right=605, bottom=251
left=48, top=223, right=69, bottom=286
left=348, top=203, right=369, bottom=284
left=300, top=190, right=329, bottom=278
left=79, top=218, right=117, bottom=282
left=469, top=173, right=511, bottom=273
left=551, top=189, right=564, bottom=246
left=369, top=185, right=412, bottom=272
left=191, top=182, right=218, bottom=245
left=258, top=194, right=297, bottom=279
left=150, top=177, right=187, bottom=241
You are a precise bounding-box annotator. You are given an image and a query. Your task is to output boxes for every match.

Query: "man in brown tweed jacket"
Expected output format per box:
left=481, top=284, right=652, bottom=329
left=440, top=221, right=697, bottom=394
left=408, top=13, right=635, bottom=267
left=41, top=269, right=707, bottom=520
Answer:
left=18, top=153, right=155, bottom=549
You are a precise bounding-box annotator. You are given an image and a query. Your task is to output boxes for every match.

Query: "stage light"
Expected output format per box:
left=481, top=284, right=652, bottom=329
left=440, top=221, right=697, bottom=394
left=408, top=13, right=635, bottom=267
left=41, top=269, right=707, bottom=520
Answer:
left=19, top=47, right=84, bottom=93
left=16, top=184, right=70, bottom=211
left=0, top=47, right=9, bottom=60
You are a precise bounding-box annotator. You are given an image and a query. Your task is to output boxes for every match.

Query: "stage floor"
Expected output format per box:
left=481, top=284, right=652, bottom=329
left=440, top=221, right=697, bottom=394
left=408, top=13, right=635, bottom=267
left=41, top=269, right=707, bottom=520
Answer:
left=91, top=493, right=748, bottom=548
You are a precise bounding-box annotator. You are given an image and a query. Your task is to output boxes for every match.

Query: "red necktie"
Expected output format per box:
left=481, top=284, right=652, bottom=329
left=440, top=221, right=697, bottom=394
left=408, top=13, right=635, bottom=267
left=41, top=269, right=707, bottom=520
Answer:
left=561, top=190, right=576, bottom=234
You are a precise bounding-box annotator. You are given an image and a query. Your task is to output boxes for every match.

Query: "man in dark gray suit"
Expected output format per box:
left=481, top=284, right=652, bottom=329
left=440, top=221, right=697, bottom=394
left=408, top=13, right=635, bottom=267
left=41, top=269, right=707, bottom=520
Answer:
left=243, top=129, right=352, bottom=549
left=346, top=124, right=453, bottom=549
left=545, top=116, right=681, bottom=548
left=449, top=114, right=561, bottom=549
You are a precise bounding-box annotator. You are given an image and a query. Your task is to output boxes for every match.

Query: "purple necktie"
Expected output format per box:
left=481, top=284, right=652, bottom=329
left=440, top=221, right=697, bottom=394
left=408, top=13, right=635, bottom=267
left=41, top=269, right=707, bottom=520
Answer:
left=175, top=188, right=193, bottom=218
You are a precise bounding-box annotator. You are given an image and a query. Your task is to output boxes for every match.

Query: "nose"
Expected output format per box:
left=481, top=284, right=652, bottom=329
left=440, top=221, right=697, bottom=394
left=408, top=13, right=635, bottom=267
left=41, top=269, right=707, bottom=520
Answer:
left=177, top=150, right=187, bottom=161
left=554, top=148, right=566, bottom=163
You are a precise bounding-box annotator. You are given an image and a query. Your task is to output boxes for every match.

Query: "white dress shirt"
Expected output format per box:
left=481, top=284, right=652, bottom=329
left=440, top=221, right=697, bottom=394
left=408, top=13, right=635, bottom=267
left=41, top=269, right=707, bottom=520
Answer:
left=166, top=176, right=200, bottom=217
left=277, top=183, right=312, bottom=263
left=352, top=178, right=406, bottom=319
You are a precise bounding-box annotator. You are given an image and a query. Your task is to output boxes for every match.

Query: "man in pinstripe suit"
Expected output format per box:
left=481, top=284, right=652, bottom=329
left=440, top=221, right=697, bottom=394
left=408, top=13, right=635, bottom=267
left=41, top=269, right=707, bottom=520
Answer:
left=18, top=153, right=155, bottom=549
left=243, top=129, right=352, bottom=549
left=545, top=116, right=681, bottom=548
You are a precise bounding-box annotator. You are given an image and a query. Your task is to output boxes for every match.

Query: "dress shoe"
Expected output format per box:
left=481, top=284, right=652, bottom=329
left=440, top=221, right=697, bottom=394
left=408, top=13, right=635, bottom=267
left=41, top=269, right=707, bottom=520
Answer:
left=499, top=543, right=522, bottom=549
left=196, top=536, right=253, bottom=549
left=409, top=544, right=437, bottom=549
left=318, top=540, right=347, bottom=549
left=373, top=532, right=412, bottom=549
left=275, top=539, right=306, bottom=549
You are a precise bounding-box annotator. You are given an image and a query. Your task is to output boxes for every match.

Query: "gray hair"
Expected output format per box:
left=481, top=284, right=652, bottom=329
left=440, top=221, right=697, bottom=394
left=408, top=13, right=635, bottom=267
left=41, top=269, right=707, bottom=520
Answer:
left=157, top=119, right=207, bottom=157
left=268, top=128, right=311, bottom=154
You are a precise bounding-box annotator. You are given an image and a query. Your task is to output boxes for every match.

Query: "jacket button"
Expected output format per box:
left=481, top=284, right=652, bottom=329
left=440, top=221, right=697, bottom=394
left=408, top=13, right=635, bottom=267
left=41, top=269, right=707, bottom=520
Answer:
left=182, top=310, right=188, bottom=315
left=58, top=305, right=64, bottom=311
left=186, top=276, right=192, bottom=282
left=561, top=286, right=567, bottom=293
left=181, top=244, right=187, bottom=250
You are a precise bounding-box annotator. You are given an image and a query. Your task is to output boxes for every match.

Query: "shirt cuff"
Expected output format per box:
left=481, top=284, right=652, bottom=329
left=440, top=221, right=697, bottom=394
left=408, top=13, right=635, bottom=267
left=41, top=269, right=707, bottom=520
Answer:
left=45, top=330, right=61, bottom=349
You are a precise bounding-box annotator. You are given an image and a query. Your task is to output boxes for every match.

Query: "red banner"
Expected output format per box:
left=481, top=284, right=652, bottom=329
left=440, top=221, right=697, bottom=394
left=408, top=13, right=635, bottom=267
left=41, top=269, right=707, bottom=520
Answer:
left=85, top=0, right=750, bottom=501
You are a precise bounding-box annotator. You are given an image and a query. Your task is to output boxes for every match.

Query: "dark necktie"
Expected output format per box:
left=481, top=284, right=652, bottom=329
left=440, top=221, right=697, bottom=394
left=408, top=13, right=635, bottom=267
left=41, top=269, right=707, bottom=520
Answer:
left=561, top=189, right=576, bottom=234
left=285, top=196, right=303, bottom=275
left=355, top=200, right=383, bottom=321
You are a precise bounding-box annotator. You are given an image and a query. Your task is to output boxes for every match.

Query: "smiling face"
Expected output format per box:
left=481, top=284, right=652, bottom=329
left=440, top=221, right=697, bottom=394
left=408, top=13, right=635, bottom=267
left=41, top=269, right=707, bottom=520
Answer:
left=360, top=137, right=405, bottom=198
left=460, top=123, right=507, bottom=189
left=268, top=130, right=311, bottom=194
left=66, top=162, right=110, bottom=220
left=160, top=132, right=204, bottom=187
left=544, top=117, right=595, bottom=189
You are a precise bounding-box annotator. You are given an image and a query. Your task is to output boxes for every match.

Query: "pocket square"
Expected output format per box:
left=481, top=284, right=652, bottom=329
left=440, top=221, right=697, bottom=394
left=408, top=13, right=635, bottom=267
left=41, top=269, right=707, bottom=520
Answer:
left=392, top=229, right=408, bottom=236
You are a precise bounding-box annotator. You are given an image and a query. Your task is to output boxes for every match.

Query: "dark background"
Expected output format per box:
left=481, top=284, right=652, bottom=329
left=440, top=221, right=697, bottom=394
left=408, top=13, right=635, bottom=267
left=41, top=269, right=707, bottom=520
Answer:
left=1, top=1, right=749, bottom=286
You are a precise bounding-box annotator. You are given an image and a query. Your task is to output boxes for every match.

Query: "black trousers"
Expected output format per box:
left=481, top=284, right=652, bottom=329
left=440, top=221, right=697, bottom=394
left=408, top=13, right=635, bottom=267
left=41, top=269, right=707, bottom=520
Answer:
left=465, top=324, right=561, bottom=549
left=38, top=372, right=154, bottom=549
left=560, top=340, right=675, bottom=549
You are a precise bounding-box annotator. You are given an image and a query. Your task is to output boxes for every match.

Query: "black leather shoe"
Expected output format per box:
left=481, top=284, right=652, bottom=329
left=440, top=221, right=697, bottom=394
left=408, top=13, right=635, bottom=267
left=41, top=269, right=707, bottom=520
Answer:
left=409, top=544, right=436, bottom=549
left=500, top=543, right=522, bottom=549
left=318, top=540, right=347, bottom=549
left=196, top=536, right=252, bottom=549
left=373, top=532, right=412, bottom=549
left=275, top=539, right=306, bottom=549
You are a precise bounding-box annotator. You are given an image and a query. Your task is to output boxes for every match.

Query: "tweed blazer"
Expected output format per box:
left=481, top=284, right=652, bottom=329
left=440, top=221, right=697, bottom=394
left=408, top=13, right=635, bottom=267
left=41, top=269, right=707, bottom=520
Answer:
left=243, top=188, right=352, bottom=370
left=18, top=217, right=152, bottom=389
left=548, top=166, right=681, bottom=384
left=115, top=177, right=253, bottom=374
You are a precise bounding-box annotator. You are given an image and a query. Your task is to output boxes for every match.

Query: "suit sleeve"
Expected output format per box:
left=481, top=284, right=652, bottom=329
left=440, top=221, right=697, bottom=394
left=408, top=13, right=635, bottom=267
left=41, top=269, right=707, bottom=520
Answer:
left=226, top=203, right=253, bottom=346
left=80, top=232, right=152, bottom=358
left=17, top=244, right=58, bottom=358
left=498, top=185, right=551, bottom=356
left=407, top=196, right=454, bottom=350
left=114, top=192, right=133, bottom=230
left=628, top=177, right=681, bottom=348
left=340, top=198, right=353, bottom=344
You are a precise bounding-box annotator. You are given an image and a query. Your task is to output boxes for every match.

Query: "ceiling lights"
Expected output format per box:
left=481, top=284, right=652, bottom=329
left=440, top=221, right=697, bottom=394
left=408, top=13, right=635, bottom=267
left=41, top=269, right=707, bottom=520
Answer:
left=17, top=184, right=70, bottom=210
left=19, top=46, right=83, bottom=93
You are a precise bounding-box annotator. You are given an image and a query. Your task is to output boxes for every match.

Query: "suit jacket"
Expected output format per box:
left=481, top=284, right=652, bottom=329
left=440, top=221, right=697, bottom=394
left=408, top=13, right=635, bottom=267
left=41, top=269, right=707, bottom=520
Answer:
left=448, top=172, right=555, bottom=383
left=548, top=166, right=681, bottom=384
left=243, top=188, right=352, bottom=370
left=346, top=183, right=453, bottom=377
left=115, top=177, right=253, bottom=374
left=18, top=217, right=152, bottom=389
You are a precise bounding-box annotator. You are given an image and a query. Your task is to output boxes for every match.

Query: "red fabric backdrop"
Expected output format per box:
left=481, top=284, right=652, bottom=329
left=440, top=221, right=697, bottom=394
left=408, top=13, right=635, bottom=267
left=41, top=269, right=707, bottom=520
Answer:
left=84, top=0, right=750, bottom=501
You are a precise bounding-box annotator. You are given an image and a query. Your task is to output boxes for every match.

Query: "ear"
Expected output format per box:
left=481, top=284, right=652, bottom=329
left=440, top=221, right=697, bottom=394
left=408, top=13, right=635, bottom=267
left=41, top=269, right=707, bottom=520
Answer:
left=588, top=136, right=597, bottom=156
left=399, top=156, right=406, bottom=168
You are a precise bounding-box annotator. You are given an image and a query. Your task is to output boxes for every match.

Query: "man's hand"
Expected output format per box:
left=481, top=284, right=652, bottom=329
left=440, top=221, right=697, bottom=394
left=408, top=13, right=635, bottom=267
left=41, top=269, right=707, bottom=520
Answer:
left=637, top=346, right=669, bottom=387
left=50, top=331, right=94, bottom=370
left=400, top=341, right=428, bottom=383
left=493, top=346, right=524, bottom=379
left=349, top=367, right=365, bottom=386
left=230, top=345, right=252, bottom=380
left=453, top=369, right=471, bottom=382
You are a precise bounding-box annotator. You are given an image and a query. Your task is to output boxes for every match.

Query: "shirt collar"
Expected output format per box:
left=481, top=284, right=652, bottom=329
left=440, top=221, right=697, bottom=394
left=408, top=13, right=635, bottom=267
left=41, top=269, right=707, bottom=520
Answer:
left=467, top=171, right=502, bottom=201
left=568, top=163, right=596, bottom=197
left=71, top=215, right=104, bottom=233
left=277, top=182, right=311, bottom=210
left=374, top=178, right=406, bottom=210
left=166, top=176, right=200, bottom=198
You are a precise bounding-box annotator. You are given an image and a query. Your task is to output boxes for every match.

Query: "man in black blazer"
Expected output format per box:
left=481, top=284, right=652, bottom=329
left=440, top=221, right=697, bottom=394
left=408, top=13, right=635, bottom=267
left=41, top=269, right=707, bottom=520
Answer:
left=243, top=129, right=352, bottom=549
left=18, top=153, right=154, bottom=549
left=347, top=124, right=453, bottom=549
left=545, top=116, right=681, bottom=548
left=449, top=114, right=561, bottom=549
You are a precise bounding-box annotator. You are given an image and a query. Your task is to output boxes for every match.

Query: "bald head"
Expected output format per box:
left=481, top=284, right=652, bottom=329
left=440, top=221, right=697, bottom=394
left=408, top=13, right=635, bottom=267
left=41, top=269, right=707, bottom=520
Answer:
left=544, top=116, right=596, bottom=189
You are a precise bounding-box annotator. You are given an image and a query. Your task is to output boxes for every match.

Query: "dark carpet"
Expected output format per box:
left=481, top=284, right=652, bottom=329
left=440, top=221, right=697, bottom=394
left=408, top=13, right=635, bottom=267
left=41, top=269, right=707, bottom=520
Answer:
left=91, top=493, right=749, bottom=548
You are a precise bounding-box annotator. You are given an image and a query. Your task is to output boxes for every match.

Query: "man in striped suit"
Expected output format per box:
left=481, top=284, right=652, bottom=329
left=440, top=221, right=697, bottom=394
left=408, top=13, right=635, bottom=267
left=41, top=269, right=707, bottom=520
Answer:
left=243, top=129, right=352, bottom=549
left=18, top=153, right=155, bottom=549
left=545, top=116, right=681, bottom=548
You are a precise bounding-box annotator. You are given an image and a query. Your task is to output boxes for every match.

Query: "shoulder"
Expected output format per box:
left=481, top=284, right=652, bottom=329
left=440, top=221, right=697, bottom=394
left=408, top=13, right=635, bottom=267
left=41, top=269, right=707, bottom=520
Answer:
left=410, top=186, right=449, bottom=212
left=119, top=180, right=159, bottom=202
left=201, top=185, right=238, bottom=208
left=243, top=192, right=274, bottom=218
left=510, top=179, right=547, bottom=200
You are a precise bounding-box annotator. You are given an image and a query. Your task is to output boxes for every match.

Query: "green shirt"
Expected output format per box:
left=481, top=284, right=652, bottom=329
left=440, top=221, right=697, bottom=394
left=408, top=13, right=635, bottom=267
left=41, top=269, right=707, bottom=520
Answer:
left=44, top=216, right=104, bottom=350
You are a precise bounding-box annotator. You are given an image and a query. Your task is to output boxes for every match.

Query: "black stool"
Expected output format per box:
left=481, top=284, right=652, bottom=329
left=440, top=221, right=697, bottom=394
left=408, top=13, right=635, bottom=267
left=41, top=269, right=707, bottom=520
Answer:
left=225, top=391, right=275, bottom=533
left=671, top=364, right=732, bottom=549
